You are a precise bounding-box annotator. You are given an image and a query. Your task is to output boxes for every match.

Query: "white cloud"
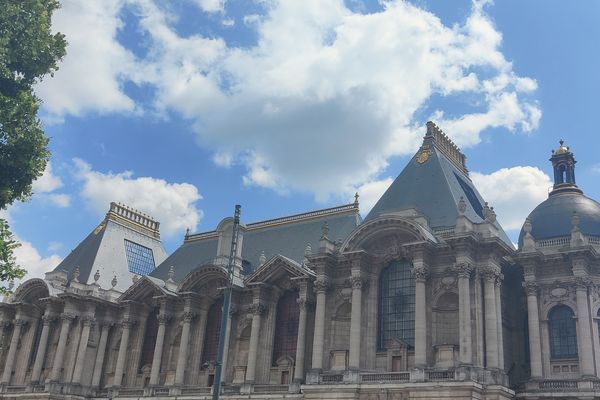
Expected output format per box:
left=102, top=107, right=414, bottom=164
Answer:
left=13, top=238, right=62, bottom=280
left=31, top=163, right=72, bottom=207
left=32, top=162, right=63, bottom=193
left=73, top=158, right=203, bottom=237
left=39, top=0, right=541, bottom=201
left=192, top=0, right=225, bottom=13
left=354, top=178, right=394, bottom=216
left=471, top=166, right=552, bottom=230
left=35, top=0, right=144, bottom=116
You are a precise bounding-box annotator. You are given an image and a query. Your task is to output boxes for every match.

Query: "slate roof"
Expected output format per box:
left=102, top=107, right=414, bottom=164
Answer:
left=150, top=204, right=361, bottom=283
left=365, top=123, right=512, bottom=246
left=53, top=225, right=105, bottom=284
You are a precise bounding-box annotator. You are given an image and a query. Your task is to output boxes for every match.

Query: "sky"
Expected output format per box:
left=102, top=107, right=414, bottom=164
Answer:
left=4, top=0, right=600, bottom=282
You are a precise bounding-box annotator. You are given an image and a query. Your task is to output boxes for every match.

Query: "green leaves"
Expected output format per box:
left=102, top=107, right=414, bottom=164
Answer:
left=0, top=0, right=67, bottom=289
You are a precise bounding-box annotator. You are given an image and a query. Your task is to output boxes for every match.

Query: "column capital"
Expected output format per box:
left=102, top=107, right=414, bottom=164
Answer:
left=297, top=298, right=313, bottom=311
left=13, top=318, right=28, bottom=327
left=157, top=313, right=172, bottom=325
left=522, top=281, right=539, bottom=296
left=574, top=276, right=592, bottom=291
left=454, top=262, right=473, bottom=278
left=495, top=273, right=504, bottom=288
left=413, top=266, right=429, bottom=282
left=481, top=267, right=499, bottom=282
left=350, top=275, right=363, bottom=290
left=60, top=312, right=76, bottom=323
left=82, top=316, right=96, bottom=327
left=120, top=318, right=135, bottom=328
left=100, top=321, right=115, bottom=329
left=182, top=311, right=195, bottom=323
left=42, top=315, right=57, bottom=325
left=313, top=277, right=330, bottom=294
left=249, top=303, right=267, bottom=316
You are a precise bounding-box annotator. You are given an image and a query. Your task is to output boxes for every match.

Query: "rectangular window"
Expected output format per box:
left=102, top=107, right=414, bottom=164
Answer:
left=124, top=240, right=155, bottom=276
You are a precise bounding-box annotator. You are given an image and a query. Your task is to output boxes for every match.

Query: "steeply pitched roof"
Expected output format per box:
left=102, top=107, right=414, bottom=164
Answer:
left=151, top=203, right=360, bottom=283
left=53, top=225, right=105, bottom=284
left=365, top=122, right=512, bottom=246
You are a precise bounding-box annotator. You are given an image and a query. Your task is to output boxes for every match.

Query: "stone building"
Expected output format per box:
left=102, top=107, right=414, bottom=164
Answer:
left=1, top=122, right=600, bottom=400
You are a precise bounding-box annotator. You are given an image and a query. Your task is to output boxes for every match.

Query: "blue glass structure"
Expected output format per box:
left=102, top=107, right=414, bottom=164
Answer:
left=124, top=239, right=156, bottom=276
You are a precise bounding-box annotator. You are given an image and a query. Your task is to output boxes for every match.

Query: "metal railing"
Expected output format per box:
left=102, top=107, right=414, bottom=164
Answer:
left=361, top=372, right=410, bottom=383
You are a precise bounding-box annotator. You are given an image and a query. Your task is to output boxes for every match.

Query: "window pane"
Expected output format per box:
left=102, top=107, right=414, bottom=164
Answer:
left=202, top=298, right=223, bottom=364
left=124, top=240, right=156, bottom=276
left=549, top=305, right=578, bottom=359
left=272, top=290, right=300, bottom=365
left=378, top=260, right=415, bottom=350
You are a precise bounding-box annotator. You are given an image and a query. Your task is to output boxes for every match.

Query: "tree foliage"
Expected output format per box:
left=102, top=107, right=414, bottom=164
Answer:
left=0, top=0, right=67, bottom=286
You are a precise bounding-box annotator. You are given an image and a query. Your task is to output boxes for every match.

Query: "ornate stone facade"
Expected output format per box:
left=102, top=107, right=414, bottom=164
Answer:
left=1, top=125, right=599, bottom=400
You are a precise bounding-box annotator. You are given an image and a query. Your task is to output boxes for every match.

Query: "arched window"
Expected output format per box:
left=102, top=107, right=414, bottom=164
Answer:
left=378, top=259, right=415, bottom=350
left=139, top=309, right=159, bottom=370
left=202, top=298, right=223, bottom=364
left=548, top=305, right=578, bottom=359
left=272, top=290, right=300, bottom=365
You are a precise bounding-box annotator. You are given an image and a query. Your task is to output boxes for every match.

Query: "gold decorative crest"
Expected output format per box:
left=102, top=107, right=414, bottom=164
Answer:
left=416, top=147, right=432, bottom=164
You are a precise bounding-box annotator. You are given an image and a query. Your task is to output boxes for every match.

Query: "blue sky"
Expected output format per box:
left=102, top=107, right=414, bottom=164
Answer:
left=4, top=0, right=600, bottom=280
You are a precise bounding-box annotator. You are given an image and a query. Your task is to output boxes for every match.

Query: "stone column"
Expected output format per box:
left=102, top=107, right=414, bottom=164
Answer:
left=113, top=319, right=134, bottom=387
left=349, top=274, right=363, bottom=369
left=220, top=308, right=234, bottom=383
left=483, top=270, right=499, bottom=369
left=174, top=312, right=194, bottom=385
left=294, top=299, right=309, bottom=382
left=1, top=319, right=27, bottom=384
left=414, top=268, right=428, bottom=367
left=311, top=278, right=328, bottom=371
left=245, top=303, right=265, bottom=383
left=523, top=282, right=543, bottom=378
left=188, top=308, right=208, bottom=384
left=149, top=314, right=170, bottom=386
left=50, top=313, right=75, bottom=382
left=72, top=316, right=95, bottom=384
left=495, top=275, right=505, bottom=370
left=473, top=271, right=485, bottom=367
left=30, top=316, right=54, bottom=383
left=575, top=278, right=595, bottom=377
left=457, top=264, right=472, bottom=365
left=91, top=322, right=112, bottom=388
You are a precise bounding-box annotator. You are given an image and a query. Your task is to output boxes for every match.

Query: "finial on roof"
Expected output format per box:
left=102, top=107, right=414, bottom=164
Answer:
left=354, top=192, right=359, bottom=207
left=483, top=202, right=496, bottom=223
left=167, top=266, right=175, bottom=282
left=458, top=196, right=466, bottom=215
left=132, top=274, right=139, bottom=284
left=111, top=275, right=117, bottom=288
left=523, top=218, right=532, bottom=234
left=304, top=243, right=312, bottom=258
left=571, top=211, right=580, bottom=228
left=185, top=227, right=190, bottom=239
left=93, top=270, right=100, bottom=283
left=8, top=280, right=14, bottom=291
left=259, top=251, right=266, bottom=266
left=321, top=222, right=329, bottom=239
left=555, top=139, right=570, bottom=155
left=73, top=267, right=80, bottom=283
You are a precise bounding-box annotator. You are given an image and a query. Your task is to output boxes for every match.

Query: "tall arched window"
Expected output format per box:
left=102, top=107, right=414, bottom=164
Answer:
left=139, top=309, right=159, bottom=370
left=378, top=259, right=415, bottom=350
left=548, top=305, right=578, bottom=359
left=272, top=290, right=300, bottom=365
left=202, top=298, right=223, bottom=364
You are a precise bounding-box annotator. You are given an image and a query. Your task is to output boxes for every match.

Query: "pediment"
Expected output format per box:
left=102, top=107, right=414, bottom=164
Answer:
left=245, top=254, right=314, bottom=285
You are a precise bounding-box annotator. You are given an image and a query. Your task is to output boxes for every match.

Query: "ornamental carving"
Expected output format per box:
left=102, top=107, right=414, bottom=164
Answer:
left=574, top=276, right=592, bottom=291
left=120, top=318, right=135, bottom=328
left=454, top=263, right=472, bottom=279
left=60, top=313, right=76, bottom=323
left=297, top=298, right=313, bottom=311
left=480, top=267, right=498, bottom=282
left=41, top=315, right=56, bottom=325
left=81, top=316, right=96, bottom=327
left=248, top=303, right=267, bottom=316
left=314, top=278, right=330, bottom=294
left=182, top=311, right=195, bottom=323
left=522, top=281, right=539, bottom=296
left=13, top=319, right=28, bottom=327
left=350, top=275, right=363, bottom=290
left=413, top=267, right=429, bottom=282
left=157, top=314, right=172, bottom=324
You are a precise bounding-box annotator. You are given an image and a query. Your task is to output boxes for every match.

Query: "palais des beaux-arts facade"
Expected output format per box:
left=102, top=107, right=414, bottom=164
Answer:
left=2, top=122, right=600, bottom=400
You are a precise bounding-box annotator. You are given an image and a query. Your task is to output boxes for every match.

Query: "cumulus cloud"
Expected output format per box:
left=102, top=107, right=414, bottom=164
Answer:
left=35, top=0, right=144, bottom=116
left=13, top=239, right=62, bottom=280
left=471, top=166, right=552, bottom=230
left=38, top=0, right=541, bottom=201
left=354, top=178, right=394, bottom=216
left=31, top=163, right=71, bottom=207
left=73, top=158, right=202, bottom=236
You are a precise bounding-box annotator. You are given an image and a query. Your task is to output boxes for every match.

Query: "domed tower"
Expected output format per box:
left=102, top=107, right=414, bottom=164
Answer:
left=517, top=141, right=600, bottom=398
